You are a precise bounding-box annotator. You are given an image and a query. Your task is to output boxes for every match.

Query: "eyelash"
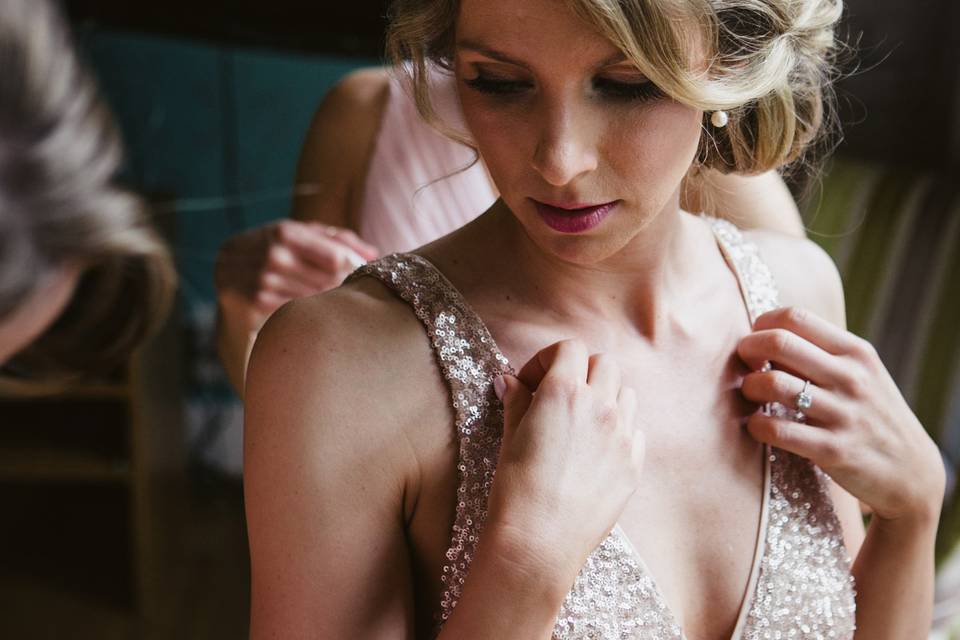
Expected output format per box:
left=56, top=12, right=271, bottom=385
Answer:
left=464, top=75, right=664, bottom=103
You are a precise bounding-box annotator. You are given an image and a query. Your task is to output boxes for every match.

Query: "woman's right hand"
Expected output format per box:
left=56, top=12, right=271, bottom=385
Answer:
left=487, top=339, right=643, bottom=579
left=215, top=220, right=380, bottom=333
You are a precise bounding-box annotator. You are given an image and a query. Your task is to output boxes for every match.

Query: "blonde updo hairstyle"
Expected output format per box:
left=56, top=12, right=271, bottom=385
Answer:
left=387, top=0, right=844, bottom=195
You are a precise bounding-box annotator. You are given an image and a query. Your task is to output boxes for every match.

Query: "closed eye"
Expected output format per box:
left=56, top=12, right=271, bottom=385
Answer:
left=464, top=75, right=532, bottom=96
left=592, top=77, right=664, bottom=102
left=463, top=74, right=665, bottom=103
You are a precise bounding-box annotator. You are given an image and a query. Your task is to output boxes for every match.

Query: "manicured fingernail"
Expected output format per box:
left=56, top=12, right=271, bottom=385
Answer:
left=493, top=375, right=506, bottom=400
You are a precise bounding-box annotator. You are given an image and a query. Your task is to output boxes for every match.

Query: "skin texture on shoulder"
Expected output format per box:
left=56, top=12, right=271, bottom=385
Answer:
left=244, top=276, right=453, bottom=637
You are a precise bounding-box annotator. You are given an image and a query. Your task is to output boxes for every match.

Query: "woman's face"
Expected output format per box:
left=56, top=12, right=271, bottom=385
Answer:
left=454, top=0, right=703, bottom=264
left=0, top=266, right=80, bottom=365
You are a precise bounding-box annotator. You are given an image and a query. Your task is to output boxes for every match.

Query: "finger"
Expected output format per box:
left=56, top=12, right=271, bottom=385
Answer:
left=309, top=223, right=380, bottom=261
left=753, top=307, right=858, bottom=356
left=617, top=386, right=637, bottom=428
left=496, top=375, right=533, bottom=439
left=265, top=245, right=344, bottom=292
left=517, top=339, right=589, bottom=391
left=740, top=371, right=846, bottom=425
left=738, top=329, right=846, bottom=386
left=745, top=412, right=837, bottom=464
left=620, top=387, right=644, bottom=467
left=252, top=289, right=293, bottom=316
left=275, top=222, right=365, bottom=272
left=257, top=271, right=318, bottom=300
left=586, top=353, right=620, bottom=391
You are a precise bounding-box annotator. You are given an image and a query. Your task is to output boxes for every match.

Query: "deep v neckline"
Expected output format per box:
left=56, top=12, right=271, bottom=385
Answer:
left=408, top=215, right=773, bottom=640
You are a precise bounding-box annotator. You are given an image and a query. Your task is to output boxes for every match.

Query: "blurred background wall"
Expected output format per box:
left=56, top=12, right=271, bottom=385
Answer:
left=0, top=1, right=957, bottom=638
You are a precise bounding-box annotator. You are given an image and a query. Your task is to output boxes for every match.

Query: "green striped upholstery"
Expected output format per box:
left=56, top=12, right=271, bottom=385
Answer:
left=800, top=159, right=960, bottom=564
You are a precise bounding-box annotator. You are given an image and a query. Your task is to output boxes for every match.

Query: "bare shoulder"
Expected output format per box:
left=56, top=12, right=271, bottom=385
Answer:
left=314, top=67, right=392, bottom=127
left=247, top=273, right=444, bottom=445
left=742, top=228, right=846, bottom=328
left=292, top=67, right=392, bottom=223
left=244, top=275, right=447, bottom=636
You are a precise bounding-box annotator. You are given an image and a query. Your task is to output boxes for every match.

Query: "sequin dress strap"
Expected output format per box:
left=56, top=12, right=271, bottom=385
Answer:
left=706, top=216, right=858, bottom=638
left=705, top=217, right=781, bottom=323
left=344, top=253, right=513, bottom=631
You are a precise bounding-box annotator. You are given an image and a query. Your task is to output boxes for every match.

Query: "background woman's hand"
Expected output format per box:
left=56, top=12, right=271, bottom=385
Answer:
left=738, top=307, right=946, bottom=526
left=487, top=339, right=642, bottom=578
left=215, top=220, right=379, bottom=332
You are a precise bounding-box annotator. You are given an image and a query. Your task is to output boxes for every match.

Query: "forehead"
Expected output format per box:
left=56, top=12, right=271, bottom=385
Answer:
left=456, top=0, right=624, bottom=68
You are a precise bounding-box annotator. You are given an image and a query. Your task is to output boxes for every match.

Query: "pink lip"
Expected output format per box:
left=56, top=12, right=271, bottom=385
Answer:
left=532, top=199, right=619, bottom=233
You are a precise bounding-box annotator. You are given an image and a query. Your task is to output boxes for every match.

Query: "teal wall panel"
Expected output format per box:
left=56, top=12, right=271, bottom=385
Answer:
left=232, top=51, right=375, bottom=228
left=75, top=28, right=375, bottom=469
left=77, top=27, right=373, bottom=306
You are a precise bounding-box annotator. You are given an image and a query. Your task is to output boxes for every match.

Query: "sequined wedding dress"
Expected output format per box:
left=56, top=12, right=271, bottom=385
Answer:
left=346, top=217, right=857, bottom=639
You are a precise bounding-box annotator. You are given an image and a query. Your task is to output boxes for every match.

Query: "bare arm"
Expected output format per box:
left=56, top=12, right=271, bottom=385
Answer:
left=245, top=287, right=419, bottom=638
left=682, top=169, right=805, bottom=237
left=744, top=232, right=942, bottom=637
left=290, top=67, right=390, bottom=225
left=215, top=68, right=389, bottom=393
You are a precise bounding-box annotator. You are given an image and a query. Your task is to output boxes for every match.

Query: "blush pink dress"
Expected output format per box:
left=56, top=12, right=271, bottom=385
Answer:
left=356, top=67, right=498, bottom=254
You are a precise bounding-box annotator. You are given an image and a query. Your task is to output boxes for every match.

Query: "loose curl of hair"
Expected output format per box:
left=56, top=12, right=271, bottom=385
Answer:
left=386, top=0, right=845, bottom=195
left=0, top=0, right=177, bottom=378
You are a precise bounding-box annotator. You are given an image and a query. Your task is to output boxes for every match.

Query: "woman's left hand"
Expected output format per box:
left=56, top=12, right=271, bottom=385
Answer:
left=737, top=306, right=946, bottom=525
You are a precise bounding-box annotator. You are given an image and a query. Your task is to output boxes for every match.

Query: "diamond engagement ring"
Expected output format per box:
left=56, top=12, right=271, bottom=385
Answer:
left=795, top=380, right=814, bottom=411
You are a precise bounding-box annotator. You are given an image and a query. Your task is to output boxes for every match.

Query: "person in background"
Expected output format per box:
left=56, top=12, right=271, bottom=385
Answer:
left=214, top=64, right=806, bottom=394
left=0, top=0, right=176, bottom=375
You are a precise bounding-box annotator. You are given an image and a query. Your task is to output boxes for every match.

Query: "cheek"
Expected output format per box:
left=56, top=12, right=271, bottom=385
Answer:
left=458, top=95, right=528, bottom=180
left=606, top=101, right=702, bottom=197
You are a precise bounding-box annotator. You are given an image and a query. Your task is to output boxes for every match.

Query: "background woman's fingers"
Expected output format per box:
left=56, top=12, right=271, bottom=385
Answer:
left=277, top=222, right=365, bottom=273
left=745, top=412, right=838, bottom=464
left=738, top=328, right=846, bottom=386
left=311, top=223, right=380, bottom=261
left=265, top=244, right=343, bottom=292
left=753, top=307, right=858, bottom=356
left=740, top=370, right=846, bottom=424
left=257, top=271, right=316, bottom=300
left=251, top=289, right=292, bottom=315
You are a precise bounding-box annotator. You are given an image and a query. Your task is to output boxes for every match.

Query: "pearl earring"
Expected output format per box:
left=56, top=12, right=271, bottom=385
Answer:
left=710, top=110, right=729, bottom=128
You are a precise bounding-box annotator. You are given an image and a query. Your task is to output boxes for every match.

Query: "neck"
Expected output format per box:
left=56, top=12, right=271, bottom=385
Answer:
left=473, top=197, right=721, bottom=343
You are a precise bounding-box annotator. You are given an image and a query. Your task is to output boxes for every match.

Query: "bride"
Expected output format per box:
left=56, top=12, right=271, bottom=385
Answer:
left=243, top=0, right=943, bottom=637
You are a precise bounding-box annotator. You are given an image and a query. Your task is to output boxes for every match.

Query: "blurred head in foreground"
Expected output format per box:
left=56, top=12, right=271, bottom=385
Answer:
left=0, top=0, right=176, bottom=378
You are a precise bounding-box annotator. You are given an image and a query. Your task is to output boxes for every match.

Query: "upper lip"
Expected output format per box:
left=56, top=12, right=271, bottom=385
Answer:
left=532, top=198, right=617, bottom=211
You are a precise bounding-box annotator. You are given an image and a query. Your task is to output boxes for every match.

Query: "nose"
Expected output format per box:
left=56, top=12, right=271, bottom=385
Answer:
left=531, top=102, right=599, bottom=187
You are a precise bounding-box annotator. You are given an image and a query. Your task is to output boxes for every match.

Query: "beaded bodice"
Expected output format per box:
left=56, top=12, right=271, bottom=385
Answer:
left=345, top=217, right=856, bottom=639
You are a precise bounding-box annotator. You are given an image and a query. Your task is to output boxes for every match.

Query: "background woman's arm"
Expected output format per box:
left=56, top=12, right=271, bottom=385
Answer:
left=215, top=69, right=388, bottom=393
left=681, top=169, right=806, bottom=237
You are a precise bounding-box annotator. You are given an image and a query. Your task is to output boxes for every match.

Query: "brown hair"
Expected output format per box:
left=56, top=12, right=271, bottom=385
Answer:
left=0, top=0, right=176, bottom=377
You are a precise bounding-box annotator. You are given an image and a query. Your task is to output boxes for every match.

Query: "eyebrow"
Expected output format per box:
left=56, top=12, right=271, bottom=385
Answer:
left=456, top=39, right=628, bottom=70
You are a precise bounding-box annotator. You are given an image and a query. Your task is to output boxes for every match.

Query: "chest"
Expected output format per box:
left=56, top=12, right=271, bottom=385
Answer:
left=404, top=337, right=769, bottom=639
